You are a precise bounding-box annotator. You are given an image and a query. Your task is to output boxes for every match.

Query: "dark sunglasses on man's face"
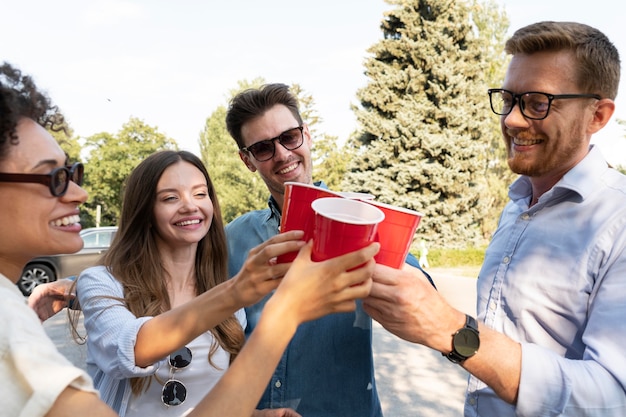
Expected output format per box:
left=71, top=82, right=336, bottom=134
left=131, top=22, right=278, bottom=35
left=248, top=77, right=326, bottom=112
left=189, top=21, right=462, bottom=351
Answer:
left=241, top=126, right=304, bottom=162
left=0, top=162, right=84, bottom=197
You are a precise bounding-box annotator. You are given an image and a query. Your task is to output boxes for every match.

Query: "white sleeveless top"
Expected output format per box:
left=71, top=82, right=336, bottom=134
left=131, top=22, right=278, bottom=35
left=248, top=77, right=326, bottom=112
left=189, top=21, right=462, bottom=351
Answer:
left=125, top=309, right=245, bottom=417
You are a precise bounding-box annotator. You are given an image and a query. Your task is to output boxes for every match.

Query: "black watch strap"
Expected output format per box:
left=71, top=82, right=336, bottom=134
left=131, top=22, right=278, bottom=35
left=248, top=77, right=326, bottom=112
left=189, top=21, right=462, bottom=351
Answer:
left=445, top=314, right=480, bottom=364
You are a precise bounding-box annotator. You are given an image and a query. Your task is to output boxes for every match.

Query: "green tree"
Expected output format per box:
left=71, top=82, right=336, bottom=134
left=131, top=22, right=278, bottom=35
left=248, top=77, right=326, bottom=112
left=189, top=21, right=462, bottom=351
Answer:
left=200, top=79, right=268, bottom=224
left=344, top=0, right=492, bottom=248
left=201, top=104, right=268, bottom=223
left=50, top=124, right=82, bottom=163
left=469, top=0, right=514, bottom=239
left=81, top=117, right=178, bottom=227
left=312, top=132, right=353, bottom=190
left=292, top=83, right=355, bottom=191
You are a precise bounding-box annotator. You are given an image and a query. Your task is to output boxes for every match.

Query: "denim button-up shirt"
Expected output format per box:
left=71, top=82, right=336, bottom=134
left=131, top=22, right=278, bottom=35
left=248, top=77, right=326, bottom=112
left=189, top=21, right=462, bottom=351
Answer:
left=225, top=182, right=384, bottom=417
left=466, top=146, right=626, bottom=416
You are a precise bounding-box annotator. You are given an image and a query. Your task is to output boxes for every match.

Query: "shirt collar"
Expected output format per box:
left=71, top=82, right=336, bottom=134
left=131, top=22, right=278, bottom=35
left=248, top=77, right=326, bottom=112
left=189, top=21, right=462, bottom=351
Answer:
left=509, top=145, right=609, bottom=205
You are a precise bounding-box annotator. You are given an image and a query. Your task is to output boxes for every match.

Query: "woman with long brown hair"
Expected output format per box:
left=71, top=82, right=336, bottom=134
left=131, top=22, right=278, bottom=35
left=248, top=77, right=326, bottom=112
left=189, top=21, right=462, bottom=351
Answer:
left=2, top=61, right=378, bottom=417
left=75, top=150, right=303, bottom=416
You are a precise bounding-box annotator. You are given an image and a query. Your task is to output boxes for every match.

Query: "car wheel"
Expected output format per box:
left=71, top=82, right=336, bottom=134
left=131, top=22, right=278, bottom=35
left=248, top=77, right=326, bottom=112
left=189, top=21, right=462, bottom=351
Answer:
left=18, top=264, right=56, bottom=296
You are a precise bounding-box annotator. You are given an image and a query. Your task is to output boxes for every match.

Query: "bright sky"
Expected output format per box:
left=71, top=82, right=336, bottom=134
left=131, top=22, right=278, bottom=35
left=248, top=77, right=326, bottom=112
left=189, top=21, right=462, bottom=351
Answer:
left=3, top=0, right=625, bottom=165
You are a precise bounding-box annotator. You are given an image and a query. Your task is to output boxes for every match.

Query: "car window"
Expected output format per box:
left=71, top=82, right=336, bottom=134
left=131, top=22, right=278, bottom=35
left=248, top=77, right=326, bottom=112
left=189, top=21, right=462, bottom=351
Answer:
left=82, top=231, right=113, bottom=248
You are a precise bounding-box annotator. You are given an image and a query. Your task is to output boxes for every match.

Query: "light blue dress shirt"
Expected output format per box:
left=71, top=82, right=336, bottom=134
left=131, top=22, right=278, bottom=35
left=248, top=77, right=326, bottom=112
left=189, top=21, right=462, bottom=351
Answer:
left=226, top=182, right=388, bottom=417
left=466, top=146, right=626, bottom=416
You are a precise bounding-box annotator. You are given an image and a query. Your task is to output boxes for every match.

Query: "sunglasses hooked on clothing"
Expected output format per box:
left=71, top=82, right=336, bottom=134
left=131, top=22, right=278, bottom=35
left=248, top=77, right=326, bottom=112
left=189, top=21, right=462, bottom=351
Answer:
left=241, top=126, right=304, bottom=162
left=0, top=162, right=84, bottom=197
left=161, top=346, right=192, bottom=407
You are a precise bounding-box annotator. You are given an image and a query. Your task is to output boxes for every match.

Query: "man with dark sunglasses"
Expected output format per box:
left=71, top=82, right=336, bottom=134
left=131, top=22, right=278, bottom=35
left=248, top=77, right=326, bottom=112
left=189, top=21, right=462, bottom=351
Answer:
left=224, top=83, right=430, bottom=417
left=240, top=126, right=305, bottom=162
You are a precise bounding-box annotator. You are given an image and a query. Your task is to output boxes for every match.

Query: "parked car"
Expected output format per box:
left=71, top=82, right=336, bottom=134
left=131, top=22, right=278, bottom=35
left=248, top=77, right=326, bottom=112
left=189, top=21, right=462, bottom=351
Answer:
left=17, top=226, right=118, bottom=296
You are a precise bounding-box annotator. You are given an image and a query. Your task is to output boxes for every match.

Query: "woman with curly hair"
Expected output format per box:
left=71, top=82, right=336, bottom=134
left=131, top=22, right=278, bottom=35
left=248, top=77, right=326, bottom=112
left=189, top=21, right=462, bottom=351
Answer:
left=0, top=61, right=112, bottom=416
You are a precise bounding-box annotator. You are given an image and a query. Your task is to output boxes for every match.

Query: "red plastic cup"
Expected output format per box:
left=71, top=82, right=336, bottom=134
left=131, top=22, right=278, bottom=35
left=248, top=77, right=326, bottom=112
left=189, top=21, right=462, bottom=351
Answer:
left=364, top=200, right=423, bottom=269
left=277, top=182, right=343, bottom=263
left=311, top=198, right=385, bottom=262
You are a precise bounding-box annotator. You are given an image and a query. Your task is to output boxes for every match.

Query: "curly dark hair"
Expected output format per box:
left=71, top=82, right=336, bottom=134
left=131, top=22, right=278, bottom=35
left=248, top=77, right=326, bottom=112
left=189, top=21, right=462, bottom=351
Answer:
left=0, top=62, right=66, bottom=161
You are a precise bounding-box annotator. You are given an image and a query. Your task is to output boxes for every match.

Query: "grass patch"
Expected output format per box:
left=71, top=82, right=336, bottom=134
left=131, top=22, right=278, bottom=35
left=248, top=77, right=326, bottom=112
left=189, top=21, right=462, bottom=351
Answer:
left=412, top=246, right=486, bottom=268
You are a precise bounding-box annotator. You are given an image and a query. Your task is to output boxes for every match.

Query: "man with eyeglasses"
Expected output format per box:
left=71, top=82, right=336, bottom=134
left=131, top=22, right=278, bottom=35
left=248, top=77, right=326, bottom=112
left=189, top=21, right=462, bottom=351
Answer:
left=224, top=83, right=429, bottom=417
left=362, top=21, right=626, bottom=417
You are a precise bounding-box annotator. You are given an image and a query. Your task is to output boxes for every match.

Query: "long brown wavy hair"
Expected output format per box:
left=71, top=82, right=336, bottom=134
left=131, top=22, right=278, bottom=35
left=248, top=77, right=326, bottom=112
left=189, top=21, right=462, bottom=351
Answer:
left=75, top=150, right=244, bottom=395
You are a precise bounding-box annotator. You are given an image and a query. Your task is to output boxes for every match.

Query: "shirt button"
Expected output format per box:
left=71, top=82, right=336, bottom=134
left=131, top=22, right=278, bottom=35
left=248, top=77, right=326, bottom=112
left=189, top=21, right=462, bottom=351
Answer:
left=521, top=213, right=530, bottom=220
left=274, top=380, right=282, bottom=388
left=489, top=301, right=497, bottom=311
left=503, top=256, right=510, bottom=264
left=469, top=397, right=477, bottom=405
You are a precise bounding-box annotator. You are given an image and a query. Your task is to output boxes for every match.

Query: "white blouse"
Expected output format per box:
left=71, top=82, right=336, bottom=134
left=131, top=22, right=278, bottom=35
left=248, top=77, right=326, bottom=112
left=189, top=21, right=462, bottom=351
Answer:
left=126, top=309, right=245, bottom=417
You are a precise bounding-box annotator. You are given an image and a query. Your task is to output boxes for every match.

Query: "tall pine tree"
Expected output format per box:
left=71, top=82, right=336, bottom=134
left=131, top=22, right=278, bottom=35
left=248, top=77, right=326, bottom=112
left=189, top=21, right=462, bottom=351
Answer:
left=469, top=0, right=515, bottom=240
left=343, top=0, right=491, bottom=248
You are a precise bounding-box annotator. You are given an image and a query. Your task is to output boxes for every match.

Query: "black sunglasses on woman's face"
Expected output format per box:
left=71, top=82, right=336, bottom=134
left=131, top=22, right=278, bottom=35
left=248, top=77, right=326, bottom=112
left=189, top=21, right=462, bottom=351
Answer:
left=0, top=162, right=84, bottom=197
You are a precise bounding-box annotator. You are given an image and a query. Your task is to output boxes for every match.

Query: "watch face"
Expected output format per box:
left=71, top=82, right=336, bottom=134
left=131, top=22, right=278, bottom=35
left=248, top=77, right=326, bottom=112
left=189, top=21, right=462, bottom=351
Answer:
left=453, top=328, right=480, bottom=357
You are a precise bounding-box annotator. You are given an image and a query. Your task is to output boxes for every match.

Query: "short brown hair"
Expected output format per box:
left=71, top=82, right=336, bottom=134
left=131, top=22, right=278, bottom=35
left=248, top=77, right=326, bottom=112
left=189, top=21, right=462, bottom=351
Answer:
left=505, top=21, right=620, bottom=99
left=225, top=83, right=303, bottom=148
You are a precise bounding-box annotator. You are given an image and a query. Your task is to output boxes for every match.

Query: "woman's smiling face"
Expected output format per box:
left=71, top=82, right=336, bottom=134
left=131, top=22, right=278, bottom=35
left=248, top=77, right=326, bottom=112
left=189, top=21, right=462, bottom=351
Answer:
left=0, top=118, right=88, bottom=277
left=152, top=160, right=214, bottom=250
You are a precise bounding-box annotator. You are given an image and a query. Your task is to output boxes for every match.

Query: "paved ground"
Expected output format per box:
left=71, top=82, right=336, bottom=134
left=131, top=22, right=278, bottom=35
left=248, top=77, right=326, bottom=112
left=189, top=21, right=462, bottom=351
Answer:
left=373, top=267, right=478, bottom=416
left=43, top=267, right=478, bottom=416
